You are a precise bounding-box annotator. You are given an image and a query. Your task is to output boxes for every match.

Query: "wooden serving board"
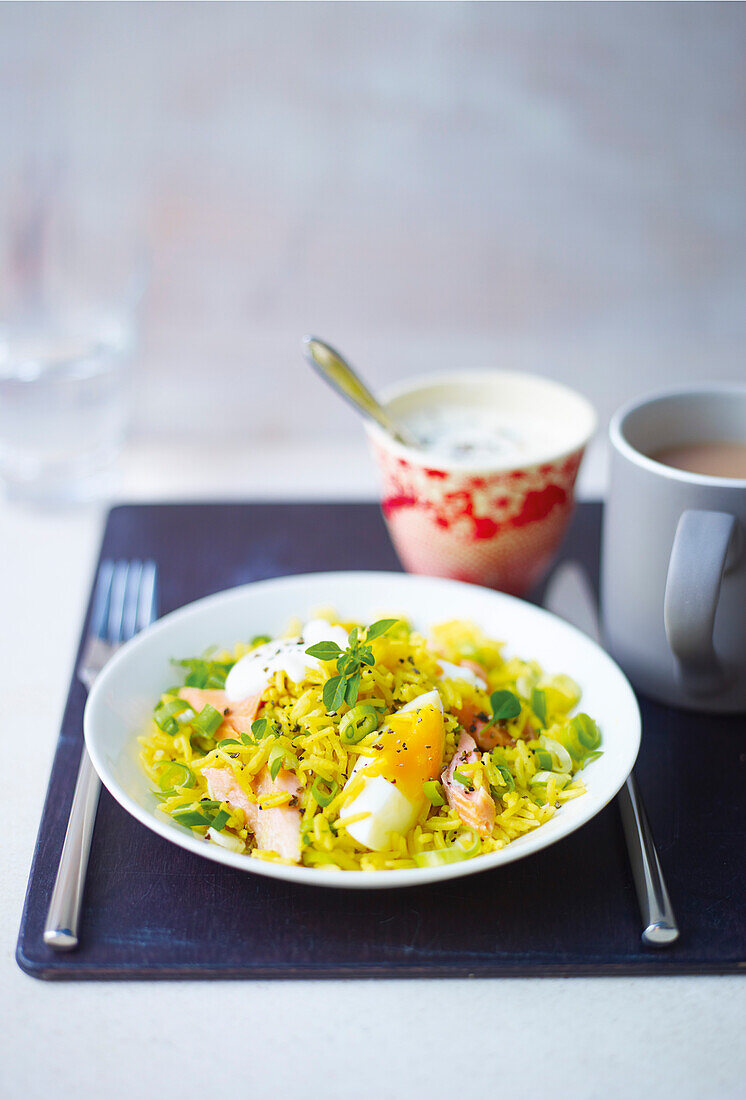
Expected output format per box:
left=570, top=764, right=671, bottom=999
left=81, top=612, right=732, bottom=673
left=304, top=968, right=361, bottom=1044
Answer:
left=16, top=502, right=746, bottom=979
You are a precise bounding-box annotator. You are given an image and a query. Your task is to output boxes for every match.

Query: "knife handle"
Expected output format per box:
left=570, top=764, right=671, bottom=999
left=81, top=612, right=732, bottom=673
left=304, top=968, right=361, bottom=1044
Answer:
left=617, top=773, right=679, bottom=947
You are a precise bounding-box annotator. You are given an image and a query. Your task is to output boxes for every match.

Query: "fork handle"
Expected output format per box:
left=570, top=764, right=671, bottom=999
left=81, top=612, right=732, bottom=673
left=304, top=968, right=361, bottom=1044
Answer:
left=618, top=773, right=679, bottom=947
left=44, top=748, right=101, bottom=950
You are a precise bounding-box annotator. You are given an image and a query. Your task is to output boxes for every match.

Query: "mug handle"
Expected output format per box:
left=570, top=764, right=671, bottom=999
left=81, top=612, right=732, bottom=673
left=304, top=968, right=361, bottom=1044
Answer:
left=664, top=509, right=740, bottom=695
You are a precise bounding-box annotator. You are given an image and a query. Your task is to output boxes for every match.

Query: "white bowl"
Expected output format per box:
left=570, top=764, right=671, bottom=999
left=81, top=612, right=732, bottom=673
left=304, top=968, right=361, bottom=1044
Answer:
left=85, top=571, right=640, bottom=889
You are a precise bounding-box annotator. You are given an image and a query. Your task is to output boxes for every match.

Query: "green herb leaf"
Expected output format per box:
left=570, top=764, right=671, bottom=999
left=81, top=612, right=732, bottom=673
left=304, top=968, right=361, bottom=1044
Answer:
left=489, top=690, right=522, bottom=722
left=323, top=675, right=343, bottom=710
left=251, top=717, right=270, bottom=741
left=305, top=640, right=344, bottom=660
left=268, top=743, right=285, bottom=781
left=331, top=674, right=347, bottom=711
left=344, top=671, right=362, bottom=706
left=218, top=737, right=241, bottom=749
left=251, top=634, right=271, bottom=646
left=365, top=618, right=399, bottom=641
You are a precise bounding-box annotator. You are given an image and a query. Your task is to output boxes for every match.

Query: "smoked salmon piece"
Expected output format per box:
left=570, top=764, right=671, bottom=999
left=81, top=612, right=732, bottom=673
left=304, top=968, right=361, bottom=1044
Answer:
left=178, top=687, right=264, bottom=737
left=441, top=732, right=496, bottom=837
left=456, top=702, right=534, bottom=752
left=203, top=765, right=302, bottom=863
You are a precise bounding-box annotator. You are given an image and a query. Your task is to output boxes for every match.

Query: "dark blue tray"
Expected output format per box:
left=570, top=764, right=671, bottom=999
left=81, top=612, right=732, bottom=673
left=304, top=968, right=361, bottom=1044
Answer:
left=16, top=502, right=746, bottom=979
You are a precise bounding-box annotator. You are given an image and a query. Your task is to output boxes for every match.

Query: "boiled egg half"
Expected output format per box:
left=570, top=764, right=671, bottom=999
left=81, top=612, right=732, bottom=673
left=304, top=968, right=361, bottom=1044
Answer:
left=343, top=690, right=445, bottom=851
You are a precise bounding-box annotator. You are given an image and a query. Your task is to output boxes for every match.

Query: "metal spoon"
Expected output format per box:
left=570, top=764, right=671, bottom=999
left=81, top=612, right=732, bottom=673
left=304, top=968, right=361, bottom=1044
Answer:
left=302, top=336, right=420, bottom=448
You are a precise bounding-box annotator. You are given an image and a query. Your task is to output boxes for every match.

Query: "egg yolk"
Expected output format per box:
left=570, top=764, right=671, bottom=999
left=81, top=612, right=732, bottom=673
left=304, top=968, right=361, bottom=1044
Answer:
left=366, top=704, right=445, bottom=803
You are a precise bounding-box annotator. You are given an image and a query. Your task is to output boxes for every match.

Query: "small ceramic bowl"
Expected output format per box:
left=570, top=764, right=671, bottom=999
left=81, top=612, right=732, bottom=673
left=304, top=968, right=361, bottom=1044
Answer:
left=365, top=370, right=597, bottom=596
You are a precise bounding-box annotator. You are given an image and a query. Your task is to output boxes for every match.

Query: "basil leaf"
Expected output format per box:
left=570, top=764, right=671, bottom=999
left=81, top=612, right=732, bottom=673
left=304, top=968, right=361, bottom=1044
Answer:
left=305, top=640, right=344, bottom=659
left=251, top=717, right=276, bottom=741
left=344, top=671, right=362, bottom=706
left=365, top=618, right=399, bottom=641
left=323, top=675, right=342, bottom=710
left=490, top=690, right=522, bottom=722
left=331, top=674, right=347, bottom=711
left=268, top=743, right=284, bottom=781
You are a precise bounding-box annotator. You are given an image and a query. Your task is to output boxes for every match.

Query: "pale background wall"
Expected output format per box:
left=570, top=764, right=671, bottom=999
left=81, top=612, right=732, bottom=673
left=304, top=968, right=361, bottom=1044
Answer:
left=2, top=1, right=745, bottom=457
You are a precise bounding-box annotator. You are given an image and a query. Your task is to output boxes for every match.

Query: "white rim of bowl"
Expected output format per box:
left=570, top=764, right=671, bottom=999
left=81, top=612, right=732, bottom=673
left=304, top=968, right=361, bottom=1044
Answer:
left=610, top=381, right=746, bottom=489
left=84, top=570, right=641, bottom=890
left=364, top=368, right=598, bottom=474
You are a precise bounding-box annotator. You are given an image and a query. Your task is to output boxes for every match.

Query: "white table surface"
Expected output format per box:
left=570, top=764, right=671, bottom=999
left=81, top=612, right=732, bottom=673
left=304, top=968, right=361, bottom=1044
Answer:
left=2, top=440, right=744, bottom=1100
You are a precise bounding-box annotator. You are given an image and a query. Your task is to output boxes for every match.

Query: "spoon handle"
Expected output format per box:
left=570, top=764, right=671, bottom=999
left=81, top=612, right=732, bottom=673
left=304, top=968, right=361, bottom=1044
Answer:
left=303, top=336, right=418, bottom=447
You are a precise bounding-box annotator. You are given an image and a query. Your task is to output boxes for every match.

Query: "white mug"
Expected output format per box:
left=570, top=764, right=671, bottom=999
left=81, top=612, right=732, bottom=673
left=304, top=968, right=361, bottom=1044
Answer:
left=601, top=384, right=746, bottom=712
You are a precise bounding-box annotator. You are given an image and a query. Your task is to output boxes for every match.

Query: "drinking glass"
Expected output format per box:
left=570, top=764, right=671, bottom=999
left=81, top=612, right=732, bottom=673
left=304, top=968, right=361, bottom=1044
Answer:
left=0, top=159, right=146, bottom=505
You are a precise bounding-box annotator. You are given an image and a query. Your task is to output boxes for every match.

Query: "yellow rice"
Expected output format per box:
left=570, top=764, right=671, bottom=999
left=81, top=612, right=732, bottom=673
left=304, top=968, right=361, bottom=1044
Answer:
left=139, top=615, right=596, bottom=872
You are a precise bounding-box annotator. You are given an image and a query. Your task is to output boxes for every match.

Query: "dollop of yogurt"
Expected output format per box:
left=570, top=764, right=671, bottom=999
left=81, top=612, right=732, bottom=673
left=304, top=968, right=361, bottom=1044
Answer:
left=224, top=619, right=350, bottom=702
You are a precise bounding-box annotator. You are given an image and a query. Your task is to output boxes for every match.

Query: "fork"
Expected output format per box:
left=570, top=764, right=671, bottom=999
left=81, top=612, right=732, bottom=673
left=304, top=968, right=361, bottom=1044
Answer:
left=43, top=559, right=158, bottom=951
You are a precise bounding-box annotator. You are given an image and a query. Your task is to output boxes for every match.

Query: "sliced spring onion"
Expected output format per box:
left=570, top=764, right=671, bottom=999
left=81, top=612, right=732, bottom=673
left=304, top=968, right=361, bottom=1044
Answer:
left=172, top=800, right=224, bottom=830
left=422, top=779, right=446, bottom=806
left=490, top=758, right=515, bottom=792
left=530, top=687, right=548, bottom=726
left=157, top=762, right=195, bottom=792
left=414, top=831, right=481, bottom=867
left=311, top=777, right=339, bottom=808
left=572, top=713, right=601, bottom=750
left=268, top=742, right=285, bottom=781
left=210, top=808, right=230, bottom=832
left=339, top=703, right=379, bottom=744
left=154, top=697, right=193, bottom=735
left=251, top=634, right=271, bottom=646
left=551, top=713, right=602, bottom=763
left=192, top=703, right=224, bottom=738
left=172, top=808, right=212, bottom=828
left=580, top=749, right=603, bottom=768
left=173, top=657, right=234, bottom=690
left=453, top=770, right=474, bottom=790
left=207, top=826, right=244, bottom=852
left=539, top=734, right=573, bottom=774
left=533, top=748, right=554, bottom=771
left=530, top=770, right=571, bottom=789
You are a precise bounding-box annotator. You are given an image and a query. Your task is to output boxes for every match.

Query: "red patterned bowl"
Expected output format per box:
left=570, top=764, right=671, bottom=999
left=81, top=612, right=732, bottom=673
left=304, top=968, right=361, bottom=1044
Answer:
left=365, top=371, right=597, bottom=596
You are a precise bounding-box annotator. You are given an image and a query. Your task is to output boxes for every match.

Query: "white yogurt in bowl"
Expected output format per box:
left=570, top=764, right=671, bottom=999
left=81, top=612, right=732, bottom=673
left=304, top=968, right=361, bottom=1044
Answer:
left=370, top=369, right=597, bottom=472
left=403, top=404, right=570, bottom=468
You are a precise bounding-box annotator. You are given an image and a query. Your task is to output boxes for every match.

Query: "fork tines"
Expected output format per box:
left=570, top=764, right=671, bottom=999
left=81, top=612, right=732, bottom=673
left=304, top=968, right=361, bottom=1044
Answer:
left=90, top=559, right=158, bottom=645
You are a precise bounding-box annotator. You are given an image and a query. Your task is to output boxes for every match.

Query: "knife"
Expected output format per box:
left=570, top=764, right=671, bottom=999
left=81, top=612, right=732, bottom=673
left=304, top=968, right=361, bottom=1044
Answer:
left=544, top=561, right=679, bottom=948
